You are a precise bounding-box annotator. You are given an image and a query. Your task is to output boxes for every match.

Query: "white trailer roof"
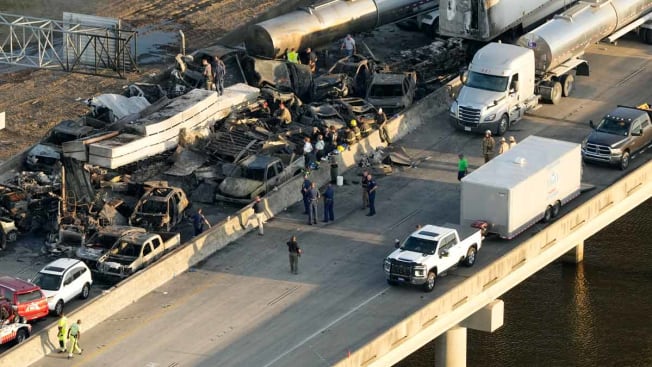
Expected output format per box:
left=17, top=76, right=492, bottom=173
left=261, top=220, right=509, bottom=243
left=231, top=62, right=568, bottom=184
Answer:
left=462, top=136, right=579, bottom=189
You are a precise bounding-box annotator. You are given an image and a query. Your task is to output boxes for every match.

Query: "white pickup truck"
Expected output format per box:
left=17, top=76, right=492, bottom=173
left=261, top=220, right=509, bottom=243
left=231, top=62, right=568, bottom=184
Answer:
left=383, top=224, right=482, bottom=292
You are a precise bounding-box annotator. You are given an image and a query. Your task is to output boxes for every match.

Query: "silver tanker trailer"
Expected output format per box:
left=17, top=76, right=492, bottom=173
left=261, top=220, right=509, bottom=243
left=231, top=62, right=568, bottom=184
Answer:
left=438, top=0, right=577, bottom=42
left=244, top=0, right=437, bottom=58
left=449, top=0, right=652, bottom=136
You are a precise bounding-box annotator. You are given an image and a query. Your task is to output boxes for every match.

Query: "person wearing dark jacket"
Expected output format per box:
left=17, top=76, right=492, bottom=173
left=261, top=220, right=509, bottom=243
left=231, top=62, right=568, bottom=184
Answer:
left=286, top=235, right=302, bottom=274
left=323, top=183, right=335, bottom=222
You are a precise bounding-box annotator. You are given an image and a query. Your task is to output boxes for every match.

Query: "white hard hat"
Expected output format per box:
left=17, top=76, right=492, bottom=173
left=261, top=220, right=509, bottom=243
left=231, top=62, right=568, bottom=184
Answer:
left=378, top=108, right=383, bottom=113
left=485, top=130, right=492, bottom=135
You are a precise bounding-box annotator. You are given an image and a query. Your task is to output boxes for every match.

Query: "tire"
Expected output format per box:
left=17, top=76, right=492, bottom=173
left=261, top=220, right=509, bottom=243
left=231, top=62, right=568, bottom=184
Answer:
left=80, top=283, right=91, bottom=299
left=422, top=270, right=437, bottom=292
left=641, top=28, right=652, bottom=45
left=387, top=279, right=398, bottom=286
left=428, top=19, right=439, bottom=38
left=497, top=114, right=509, bottom=136
left=550, top=81, right=562, bottom=105
left=15, top=328, right=28, bottom=345
left=560, top=74, right=574, bottom=97
left=543, top=205, right=553, bottom=223
left=0, top=231, right=6, bottom=251
left=619, top=151, right=630, bottom=170
left=54, top=300, right=64, bottom=317
left=463, top=246, right=477, bottom=267
left=552, top=201, right=562, bottom=218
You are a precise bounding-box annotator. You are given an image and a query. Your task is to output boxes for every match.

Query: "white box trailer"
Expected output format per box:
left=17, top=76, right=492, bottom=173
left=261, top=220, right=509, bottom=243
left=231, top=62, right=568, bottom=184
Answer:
left=460, top=136, right=581, bottom=239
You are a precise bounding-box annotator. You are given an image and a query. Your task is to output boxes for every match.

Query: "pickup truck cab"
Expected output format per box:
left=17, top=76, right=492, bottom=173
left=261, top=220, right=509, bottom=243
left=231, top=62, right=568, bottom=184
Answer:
left=582, top=104, right=652, bottom=170
left=76, top=226, right=147, bottom=270
left=384, top=224, right=482, bottom=292
left=130, top=185, right=189, bottom=232
left=366, top=72, right=417, bottom=115
left=216, top=154, right=304, bottom=204
left=96, top=232, right=180, bottom=279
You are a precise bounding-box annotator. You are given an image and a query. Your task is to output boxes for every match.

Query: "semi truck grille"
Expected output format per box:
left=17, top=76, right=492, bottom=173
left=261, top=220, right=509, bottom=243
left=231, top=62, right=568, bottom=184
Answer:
left=584, top=143, right=611, bottom=157
left=390, top=259, right=413, bottom=277
left=458, top=106, right=480, bottom=126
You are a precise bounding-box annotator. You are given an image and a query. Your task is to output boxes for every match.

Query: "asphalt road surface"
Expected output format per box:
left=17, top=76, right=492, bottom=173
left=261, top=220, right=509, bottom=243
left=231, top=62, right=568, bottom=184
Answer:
left=27, top=38, right=652, bottom=367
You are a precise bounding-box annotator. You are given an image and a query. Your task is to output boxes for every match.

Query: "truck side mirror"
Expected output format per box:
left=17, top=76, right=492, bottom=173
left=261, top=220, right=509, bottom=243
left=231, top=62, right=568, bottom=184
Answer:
left=394, top=239, right=400, bottom=249
left=439, top=249, right=449, bottom=257
left=589, top=120, right=595, bottom=129
left=460, top=70, right=468, bottom=85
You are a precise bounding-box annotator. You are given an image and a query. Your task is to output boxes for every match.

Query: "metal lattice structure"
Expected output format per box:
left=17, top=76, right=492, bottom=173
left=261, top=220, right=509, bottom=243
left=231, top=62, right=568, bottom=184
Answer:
left=0, top=12, right=138, bottom=78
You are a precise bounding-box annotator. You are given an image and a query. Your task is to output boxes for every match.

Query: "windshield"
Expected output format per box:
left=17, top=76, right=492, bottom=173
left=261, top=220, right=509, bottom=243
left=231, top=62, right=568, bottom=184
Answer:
left=466, top=71, right=509, bottom=92
left=87, top=233, right=119, bottom=249
left=243, top=167, right=265, bottom=181
left=32, top=273, right=62, bottom=291
left=140, top=200, right=168, bottom=213
left=369, top=84, right=403, bottom=98
left=596, top=117, right=630, bottom=136
left=401, top=236, right=438, bottom=255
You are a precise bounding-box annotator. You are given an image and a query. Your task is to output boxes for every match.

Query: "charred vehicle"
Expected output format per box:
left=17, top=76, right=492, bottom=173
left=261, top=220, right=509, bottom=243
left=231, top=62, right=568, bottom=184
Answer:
left=328, top=55, right=375, bottom=97
left=312, top=73, right=355, bottom=101
left=241, top=57, right=313, bottom=102
left=366, top=72, right=417, bottom=115
left=216, top=154, right=304, bottom=204
left=96, top=232, right=180, bottom=279
left=75, top=226, right=147, bottom=270
left=129, top=185, right=189, bottom=232
left=299, top=103, right=347, bottom=129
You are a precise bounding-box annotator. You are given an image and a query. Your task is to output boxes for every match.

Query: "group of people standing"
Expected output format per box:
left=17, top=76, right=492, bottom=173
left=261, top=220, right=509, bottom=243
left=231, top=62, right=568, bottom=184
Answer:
left=458, top=130, right=519, bottom=181
left=201, top=55, right=227, bottom=95
left=301, top=175, right=335, bottom=225
left=57, top=313, right=83, bottom=359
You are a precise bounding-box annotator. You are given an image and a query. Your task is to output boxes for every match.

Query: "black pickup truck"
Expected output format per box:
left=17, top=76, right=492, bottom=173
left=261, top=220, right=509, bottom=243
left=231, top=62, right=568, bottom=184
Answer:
left=581, top=103, right=652, bottom=170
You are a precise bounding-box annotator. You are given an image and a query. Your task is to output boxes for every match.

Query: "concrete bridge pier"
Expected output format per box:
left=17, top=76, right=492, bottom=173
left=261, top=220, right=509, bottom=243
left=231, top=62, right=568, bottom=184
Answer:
left=561, top=241, right=584, bottom=264
left=435, top=300, right=504, bottom=367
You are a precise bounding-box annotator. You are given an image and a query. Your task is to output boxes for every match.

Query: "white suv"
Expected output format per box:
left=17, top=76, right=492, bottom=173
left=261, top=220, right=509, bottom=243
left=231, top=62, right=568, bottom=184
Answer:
left=32, top=258, right=93, bottom=316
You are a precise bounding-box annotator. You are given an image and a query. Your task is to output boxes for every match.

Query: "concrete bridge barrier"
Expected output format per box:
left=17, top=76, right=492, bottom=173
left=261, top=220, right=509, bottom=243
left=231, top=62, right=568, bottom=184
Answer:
left=0, top=80, right=458, bottom=365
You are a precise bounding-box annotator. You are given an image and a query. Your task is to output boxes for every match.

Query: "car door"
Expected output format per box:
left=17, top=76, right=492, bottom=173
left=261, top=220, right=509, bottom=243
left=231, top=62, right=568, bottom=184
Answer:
left=629, top=120, right=644, bottom=154
left=141, top=242, right=155, bottom=267
left=61, top=270, right=76, bottom=303
left=640, top=118, right=652, bottom=150
left=436, top=234, right=458, bottom=272
left=69, top=267, right=86, bottom=300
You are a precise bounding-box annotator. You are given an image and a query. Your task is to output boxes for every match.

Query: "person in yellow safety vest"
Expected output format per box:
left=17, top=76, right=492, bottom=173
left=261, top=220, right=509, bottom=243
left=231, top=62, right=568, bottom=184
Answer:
left=350, top=119, right=362, bottom=141
left=57, top=312, right=68, bottom=353
left=67, top=319, right=83, bottom=359
left=286, top=48, right=299, bottom=63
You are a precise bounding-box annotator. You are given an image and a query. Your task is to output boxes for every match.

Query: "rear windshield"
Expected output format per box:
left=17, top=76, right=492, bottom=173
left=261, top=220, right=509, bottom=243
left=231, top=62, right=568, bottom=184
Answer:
left=369, top=84, right=403, bottom=98
left=16, top=290, right=43, bottom=304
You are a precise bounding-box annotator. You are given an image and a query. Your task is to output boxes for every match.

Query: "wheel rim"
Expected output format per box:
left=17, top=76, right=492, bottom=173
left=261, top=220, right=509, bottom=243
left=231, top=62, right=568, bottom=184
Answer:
left=467, top=249, right=475, bottom=264
left=499, top=116, right=508, bottom=135
left=544, top=207, right=552, bottom=222
left=7, top=232, right=17, bottom=242
left=83, top=285, right=90, bottom=298
left=621, top=153, right=629, bottom=169
left=55, top=301, right=63, bottom=315
left=427, top=273, right=435, bottom=289
left=17, top=330, right=26, bottom=343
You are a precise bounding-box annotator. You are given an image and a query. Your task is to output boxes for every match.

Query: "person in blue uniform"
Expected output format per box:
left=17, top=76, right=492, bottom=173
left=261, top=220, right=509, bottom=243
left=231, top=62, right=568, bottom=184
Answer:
left=366, top=174, right=377, bottom=216
left=301, top=175, right=312, bottom=215
left=323, top=183, right=334, bottom=222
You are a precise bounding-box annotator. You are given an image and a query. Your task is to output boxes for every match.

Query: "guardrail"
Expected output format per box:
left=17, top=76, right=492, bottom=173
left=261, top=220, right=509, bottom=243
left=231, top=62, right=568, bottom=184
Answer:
left=0, top=80, right=458, bottom=366
left=335, top=160, right=652, bottom=367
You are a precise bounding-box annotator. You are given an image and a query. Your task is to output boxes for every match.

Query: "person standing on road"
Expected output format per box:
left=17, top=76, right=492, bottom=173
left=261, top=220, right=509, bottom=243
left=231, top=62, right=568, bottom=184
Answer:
left=287, top=235, right=302, bottom=274
left=212, top=55, right=226, bottom=96
left=323, top=183, right=335, bottom=222
left=57, top=312, right=68, bottom=353
left=67, top=319, right=83, bottom=359
left=366, top=174, right=377, bottom=216
left=341, top=34, right=356, bottom=56
left=307, top=182, right=320, bottom=225
left=498, top=137, right=510, bottom=155
left=301, top=175, right=312, bottom=215
left=201, top=57, right=214, bottom=91
left=457, top=154, right=469, bottom=181
left=361, top=170, right=369, bottom=209
left=192, top=208, right=211, bottom=236
left=252, top=196, right=265, bottom=236
left=482, top=130, right=495, bottom=163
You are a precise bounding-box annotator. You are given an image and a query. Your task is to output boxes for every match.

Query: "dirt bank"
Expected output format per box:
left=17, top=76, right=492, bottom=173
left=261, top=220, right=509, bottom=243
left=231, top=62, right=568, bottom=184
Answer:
left=0, top=0, right=287, bottom=160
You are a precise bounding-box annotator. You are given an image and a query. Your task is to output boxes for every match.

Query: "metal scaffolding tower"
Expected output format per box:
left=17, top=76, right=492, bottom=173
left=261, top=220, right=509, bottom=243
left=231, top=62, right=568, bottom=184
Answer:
left=0, top=12, right=139, bottom=78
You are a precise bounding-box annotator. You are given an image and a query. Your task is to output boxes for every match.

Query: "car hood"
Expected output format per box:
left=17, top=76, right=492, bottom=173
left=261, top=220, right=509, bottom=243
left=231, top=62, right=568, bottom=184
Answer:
left=76, top=246, right=105, bottom=260
left=366, top=97, right=405, bottom=109
left=456, top=87, right=504, bottom=110
left=586, top=131, right=628, bottom=147
left=387, top=249, right=429, bottom=263
left=219, top=177, right=262, bottom=198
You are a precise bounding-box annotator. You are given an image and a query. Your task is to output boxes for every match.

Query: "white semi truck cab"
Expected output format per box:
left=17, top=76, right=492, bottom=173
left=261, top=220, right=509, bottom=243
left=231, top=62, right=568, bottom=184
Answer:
left=383, top=224, right=482, bottom=292
left=449, top=43, right=539, bottom=136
